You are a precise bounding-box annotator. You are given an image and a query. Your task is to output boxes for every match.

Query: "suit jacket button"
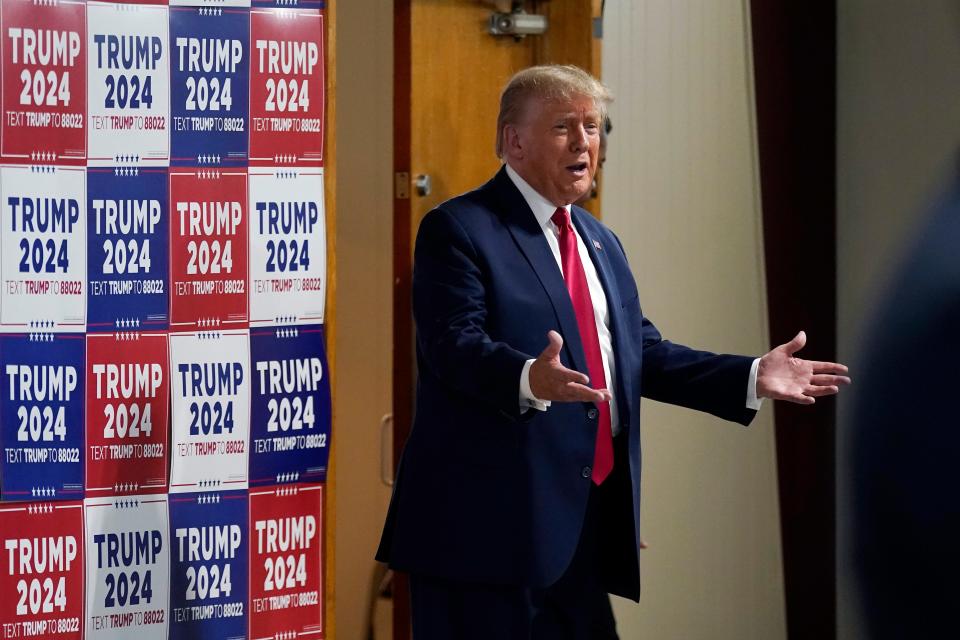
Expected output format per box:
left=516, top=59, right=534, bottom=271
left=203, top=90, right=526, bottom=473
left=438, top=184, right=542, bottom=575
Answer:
left=581, top=466, right=592, bottom=478
left=587, top=408, right=598, bottom=420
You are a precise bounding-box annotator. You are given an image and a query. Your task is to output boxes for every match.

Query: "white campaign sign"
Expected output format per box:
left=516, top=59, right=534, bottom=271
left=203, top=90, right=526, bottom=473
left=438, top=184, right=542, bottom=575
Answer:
left=84, top=495, right=170, bottom=640
left=0, top=165, right=86, bottom=331
left=169, top=330, right=250, bottom=493
left=87, top=2, right=170, bottom=166
left=248, top=168, right=326, bottom=325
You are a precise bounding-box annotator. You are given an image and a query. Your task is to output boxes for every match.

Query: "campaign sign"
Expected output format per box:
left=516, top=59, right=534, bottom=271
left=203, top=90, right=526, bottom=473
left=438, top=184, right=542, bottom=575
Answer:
left=87, top=168, right=169, bottom=331
left=85, top=332, right=169, bottom=496
left=249, top=484, right=324, bottom=640
left=0, top=501, right=84, bottom=640
left=249, top=8, right=325, bottom=167
left=250, top=325, right=330, bottom=486
left=169, top=330, right=250, bottom=493
left=0, top=333, right=84, bottom=501
left=170, top=169, right=249, bottom=330
left=171, top=1, right=252, bottom=7
left=170, top=6, right=250, bottom=167
left=249, top=168, right=326, bottom=325
left=0, top=165, right=86, bottom=332
left=168, top=491, right=249, bottom=640
left=84, top=495, right=169, bottom=639
left=0, top=0, right=86, bottom=165
left=87, top=2, right=170, bottom=166
left=253, top=1, right=325, bottom=8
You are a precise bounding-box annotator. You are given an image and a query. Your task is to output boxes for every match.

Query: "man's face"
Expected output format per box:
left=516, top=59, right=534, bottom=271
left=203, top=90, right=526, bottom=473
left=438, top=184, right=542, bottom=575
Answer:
left=507, top=94, right=601, bottom=206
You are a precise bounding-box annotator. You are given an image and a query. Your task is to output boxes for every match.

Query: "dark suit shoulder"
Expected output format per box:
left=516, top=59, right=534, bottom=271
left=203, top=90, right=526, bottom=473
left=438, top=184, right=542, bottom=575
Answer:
left=419, top=171, right=523, bottom=243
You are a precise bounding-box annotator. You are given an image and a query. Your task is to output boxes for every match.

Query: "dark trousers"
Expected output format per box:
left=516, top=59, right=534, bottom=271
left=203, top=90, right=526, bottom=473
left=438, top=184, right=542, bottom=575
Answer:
left=410, top=437, right=634, bottom=640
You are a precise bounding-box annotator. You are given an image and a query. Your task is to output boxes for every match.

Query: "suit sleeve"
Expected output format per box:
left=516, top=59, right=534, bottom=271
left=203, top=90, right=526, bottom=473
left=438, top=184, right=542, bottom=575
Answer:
left=639, top=317, right=758, bottom=426
left=607, top=230, right=758, bottom=426
left=412, top=207, right=531, bottom=418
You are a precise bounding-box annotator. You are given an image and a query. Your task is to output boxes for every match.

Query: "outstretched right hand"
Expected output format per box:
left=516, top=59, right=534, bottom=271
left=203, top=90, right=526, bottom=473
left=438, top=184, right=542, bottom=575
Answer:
left=529, top=331, right=611, bottom=403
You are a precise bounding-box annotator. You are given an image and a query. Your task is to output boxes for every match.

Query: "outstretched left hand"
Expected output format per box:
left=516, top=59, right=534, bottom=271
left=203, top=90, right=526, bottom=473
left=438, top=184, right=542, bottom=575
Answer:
left=757, top=331, right=851, bottom=405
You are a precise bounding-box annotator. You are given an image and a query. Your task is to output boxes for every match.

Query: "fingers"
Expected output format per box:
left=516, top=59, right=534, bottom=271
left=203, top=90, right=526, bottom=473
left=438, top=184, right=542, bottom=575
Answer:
left=810, top=374, right=851, bottom=387
left=787, top=393, right=816, bottom=405
left=811, top=361, right=850, bottom=375
left=529, top=357, right=593, bottom=401
left=539, top=330, right=564, bottom=361
left=803, top=385, right=839, bottom=398
left=562, top=382, right=612, bottom=403
left=781, top=330, right=806, bottom=355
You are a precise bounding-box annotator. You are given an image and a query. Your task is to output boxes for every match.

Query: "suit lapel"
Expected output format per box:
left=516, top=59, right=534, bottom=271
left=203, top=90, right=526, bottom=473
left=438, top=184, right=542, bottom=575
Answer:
left=571, top=208, right=634, bottom=426
left=491, top=169, right=590, bottom=377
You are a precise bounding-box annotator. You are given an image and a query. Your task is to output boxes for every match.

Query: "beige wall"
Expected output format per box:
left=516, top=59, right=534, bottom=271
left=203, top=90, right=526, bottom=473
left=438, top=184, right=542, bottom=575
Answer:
left=333, top=0, right=394, bottom=638
left=602, top=1, right=786, bottom=638
left=836, top=2, right=960, bottom=638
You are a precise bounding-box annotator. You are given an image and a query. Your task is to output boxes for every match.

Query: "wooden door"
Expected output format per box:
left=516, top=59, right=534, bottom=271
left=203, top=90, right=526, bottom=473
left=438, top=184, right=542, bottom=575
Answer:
left=392, top=1, right=601, bottom=637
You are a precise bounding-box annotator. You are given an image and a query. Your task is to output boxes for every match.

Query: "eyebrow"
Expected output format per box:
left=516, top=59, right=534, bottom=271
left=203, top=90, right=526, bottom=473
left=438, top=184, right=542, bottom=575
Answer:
left=554, top=112, right=601, bottom=122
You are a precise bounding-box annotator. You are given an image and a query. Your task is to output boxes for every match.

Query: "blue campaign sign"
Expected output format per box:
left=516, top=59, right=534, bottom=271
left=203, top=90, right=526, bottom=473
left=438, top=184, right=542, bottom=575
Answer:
left=170, top=7, right=250, bottom=167
left=87, top=169, right=170, bottom=331
left=168, top=490, right=248, bottom=640
left=249, top=325, right=331, bottom=485
left=0, top=333, right=84, bottom=500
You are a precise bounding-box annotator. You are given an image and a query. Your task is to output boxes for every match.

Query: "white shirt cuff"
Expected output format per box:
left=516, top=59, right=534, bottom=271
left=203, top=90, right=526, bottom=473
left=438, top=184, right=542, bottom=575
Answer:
left=520, top=358, right=551, bottom=412
left=746, top=357, right=763, bottom=410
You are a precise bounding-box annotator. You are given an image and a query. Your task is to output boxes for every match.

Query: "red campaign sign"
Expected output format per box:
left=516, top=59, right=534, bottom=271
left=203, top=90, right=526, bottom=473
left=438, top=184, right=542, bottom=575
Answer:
left=1, top=0, right=86, bottom=164
left=169, top=169, right=249, bottom=330
left=0, top=501, right=84, bottom=640
left=249, top=484, right=324, bottom=640
left=249, top=9, right=325, bottom=167
left=85, top=333, right=169, bottom=496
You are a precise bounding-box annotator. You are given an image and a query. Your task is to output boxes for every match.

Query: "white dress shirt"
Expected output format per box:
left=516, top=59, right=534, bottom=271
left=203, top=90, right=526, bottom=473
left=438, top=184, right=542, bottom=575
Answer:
left=505, top=164, right=762, bottom=434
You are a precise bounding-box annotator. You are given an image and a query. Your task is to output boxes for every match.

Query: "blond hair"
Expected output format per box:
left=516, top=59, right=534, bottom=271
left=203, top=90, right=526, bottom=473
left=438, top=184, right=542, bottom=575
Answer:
left=496, top=65, right=613, bottom=158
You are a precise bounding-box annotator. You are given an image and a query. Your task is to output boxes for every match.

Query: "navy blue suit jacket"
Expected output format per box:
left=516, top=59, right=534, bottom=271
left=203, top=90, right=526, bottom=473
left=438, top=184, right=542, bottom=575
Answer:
left=377, top=167, right=757, bottom=600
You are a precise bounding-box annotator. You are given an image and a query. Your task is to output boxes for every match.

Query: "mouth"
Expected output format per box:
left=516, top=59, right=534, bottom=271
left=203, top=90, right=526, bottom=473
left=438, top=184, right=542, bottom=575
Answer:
left=566, top=162, right=589, bottom=177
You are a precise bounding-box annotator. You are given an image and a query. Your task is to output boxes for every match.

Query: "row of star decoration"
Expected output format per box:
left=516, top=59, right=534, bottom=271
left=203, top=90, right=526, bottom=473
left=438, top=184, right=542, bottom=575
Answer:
left=27, top=504, right=55, bottom=514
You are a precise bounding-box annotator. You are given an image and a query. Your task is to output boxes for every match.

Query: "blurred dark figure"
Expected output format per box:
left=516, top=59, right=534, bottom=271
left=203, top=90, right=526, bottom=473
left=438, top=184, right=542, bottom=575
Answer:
left=851, top=170, right=960, bottom=638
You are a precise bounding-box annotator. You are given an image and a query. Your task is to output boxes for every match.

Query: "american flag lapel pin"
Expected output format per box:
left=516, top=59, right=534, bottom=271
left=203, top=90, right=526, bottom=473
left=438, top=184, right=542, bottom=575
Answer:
left=593, top=239, right=602, bottom=251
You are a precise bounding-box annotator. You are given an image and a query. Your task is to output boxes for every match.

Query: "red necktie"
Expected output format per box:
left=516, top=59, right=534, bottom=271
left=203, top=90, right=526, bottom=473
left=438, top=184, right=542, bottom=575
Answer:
left=551, top=207, right=613, bottom=485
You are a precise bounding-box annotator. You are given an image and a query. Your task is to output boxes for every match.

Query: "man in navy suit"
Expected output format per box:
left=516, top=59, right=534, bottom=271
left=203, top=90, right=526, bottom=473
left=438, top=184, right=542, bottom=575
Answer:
left=377, top=65, right=849, bottom=639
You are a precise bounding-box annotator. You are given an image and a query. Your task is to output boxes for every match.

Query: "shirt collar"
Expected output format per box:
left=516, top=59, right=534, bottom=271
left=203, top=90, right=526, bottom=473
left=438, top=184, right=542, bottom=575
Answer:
left=505, top=163, right=571, bottom=230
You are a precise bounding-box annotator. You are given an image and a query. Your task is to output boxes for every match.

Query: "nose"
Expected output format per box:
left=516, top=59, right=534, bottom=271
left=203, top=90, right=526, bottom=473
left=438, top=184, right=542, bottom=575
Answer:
left=569, top=124, right=588, bottom=152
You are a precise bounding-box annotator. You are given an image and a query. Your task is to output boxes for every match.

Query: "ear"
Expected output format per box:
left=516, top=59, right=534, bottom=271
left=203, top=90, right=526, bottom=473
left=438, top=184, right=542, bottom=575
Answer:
left=503, top=123, right=524, bottom=161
